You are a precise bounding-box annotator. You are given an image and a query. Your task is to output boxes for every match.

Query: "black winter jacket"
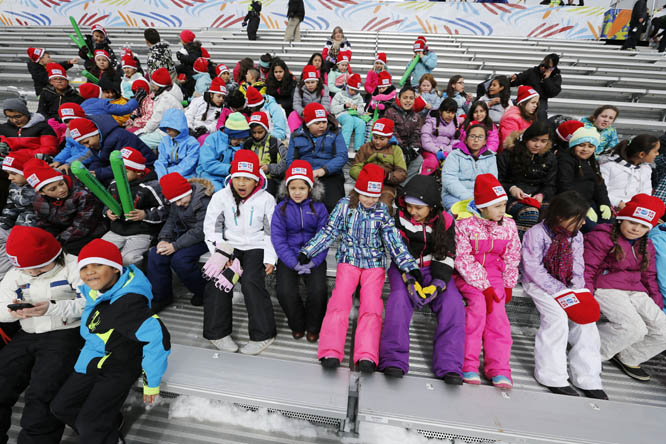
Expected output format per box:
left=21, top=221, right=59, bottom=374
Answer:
left=287, top=0, right=305, bottom=20
left=27, top=60, right=73, bottom=97
left=511, top=65, right=562, bottom=112
left=37, top=85, right=84, bottom=121
left=79, top=35, right=117, bottom=70
left=556, top=148, right=611, bottom=209
left=497, top=148, right=558, bottom=202
left=158, top=180, right=212, bottom=251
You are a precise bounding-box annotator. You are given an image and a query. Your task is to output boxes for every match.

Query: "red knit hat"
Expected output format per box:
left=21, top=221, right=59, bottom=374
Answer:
left=354, top=164, right=385, bottom=197
left=68, top=118, right=99, bottom=142
left=121, top=147, right=147, bottom=172
left=336, top=51, right=351, bottom=65
left=132, top=78, right=150, bottom=94
left=249, top=111, right=269, bottom=131
left=200, top=47, right=210, bottom=59
left=617, top=193, right=665, bottom=228
left=375, top=52, right=387, bottom=65
left=553, top=289, right=600, bottom=325
left=303, top=103, right=327, bottom=126
left=413, top=39, right=426, bottom=52
left=160, top=172, right=192, bottom=203
left=46, top=63, right=67, bottom=80
left=58, top=103, right=85, bottom=122
left=216, top=64, right=230, bottom=76
left=285, top=160, right=313, bottom=188
left=230, top=150, right=261, bottom=182
left=371, top=118, right=394, bottom=137
left=245, top=86, right=264, bottom=107
left=180, top=30, right=195, bottom=43
left=6, top=226, right=62, bottom=269
left=416, top=35, right=427, bottom=44
left=193, top=57, right=208, bottom=74
left=79, top=82, right=102, bottom=100
left=378, top=71, right=392, bottom=88
left=516, top=85, right=539, bottom=105
left=2, top=150, right=33, bottom=175
left=209, top=77, right=227, bottom=95
left=151, top=68, right=172, bottom=88
left=121, top=56, right=137, bottom=70
left=555, top=120, right=585, bottom=142
left=27, top=47, right=45, bottom=63
left=474, top=174, right=507, bottom=209
left=94, top=49, right=111, bottom=62
left=347, top=73, right=362, bottom=90
left=77, top=238, right=123, bottom=272
left=23, top=158, right=64, bottom=191
left=302, top=65, right=319, bottom=81
left=91, top=24, right=107, bottom=37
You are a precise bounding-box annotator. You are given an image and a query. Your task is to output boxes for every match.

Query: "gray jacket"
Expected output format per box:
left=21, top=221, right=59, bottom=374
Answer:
left=292, top=84, right=330, bottom=116
left=158, top=180, right=213, bottom=250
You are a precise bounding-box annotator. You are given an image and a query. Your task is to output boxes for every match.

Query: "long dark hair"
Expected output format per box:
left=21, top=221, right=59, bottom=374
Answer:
left=508, top=121, right=551, bottom=177
left=237, top=58, right=254, bottom=84
left=570, top=144, right=604, bottom=184
left=543, top=190, right=588, bottom=235
left=608, top=134, right=659, bottom=161
left=463, top=100, right=493, bottom=133
left=490, top=75, right=511, bottom=108
left=431, top=210, right=456, bottom=261
left=429, top=98, right=458, bottom=137
left=266, top=57, right=295, bottom=96
left=445, top=75, right=464, bottom=98
left=518, top=99, right=538, bottom=122
left=610, top=221, right=650, bottom=271
left=308, top=52, right=324, bottom=68
left=200, top=91, right=223, bottom=123
left=297, top=73, right=324, bottom=99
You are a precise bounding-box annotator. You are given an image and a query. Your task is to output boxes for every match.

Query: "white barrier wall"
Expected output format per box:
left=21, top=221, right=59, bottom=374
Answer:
left=0, top=0, right=608, bottom=40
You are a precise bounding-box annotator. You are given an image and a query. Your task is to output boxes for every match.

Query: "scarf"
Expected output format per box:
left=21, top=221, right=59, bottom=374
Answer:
left=543, top=226, right=574, bottom=285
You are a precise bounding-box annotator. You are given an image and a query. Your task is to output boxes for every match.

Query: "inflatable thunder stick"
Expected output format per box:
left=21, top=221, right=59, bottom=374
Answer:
left=82, top=70, right=99, bottom=84
left=68, top=16, right=93, bottom=59
left=71, top=161, right=123, bottom=217
left=110, top=150, right=135, bottom=214
left=400, top=54, right=421, bottom=87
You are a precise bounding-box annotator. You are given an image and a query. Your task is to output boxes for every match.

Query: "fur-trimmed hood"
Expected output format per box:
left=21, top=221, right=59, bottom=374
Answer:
left=277, top=178, right=325, bottom=202
left=502, top=129, right=552, bottom=155
left=188, top=177, right=215, bottom=196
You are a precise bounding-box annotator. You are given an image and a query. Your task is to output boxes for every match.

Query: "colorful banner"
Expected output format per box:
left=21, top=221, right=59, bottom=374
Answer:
left=600, top=8, right=632, bottom=39
left=0, top=0, right=607, bottom=40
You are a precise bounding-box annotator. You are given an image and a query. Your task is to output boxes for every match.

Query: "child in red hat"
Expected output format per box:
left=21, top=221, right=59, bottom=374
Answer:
left=584, top=193, right=666, bottom=382
left=288, top=65, right=330, bottom=133
left=192, top=57, right=212, bottom=98
left=0, top=226, right=85, bottom=444
left=244, top=85, right=289, bottom=141
left=327, top=51, right=352, bottom=96
left=367, top=70, right=397, bottom=120
left=89, top=49, right=119, bottom=85
left=175, top=29, right=203, bottom=100
left=522, top=191, right=606, bottom=399
left=202, top=150, right=278, bottom=355
left=364, top=52, right=388, bottom=96
left=135, top=68, right=185, bottom=149
left=76, top=24, right=117, bottom=72
left=185, top=77, right=227, bottom=143
left=23, top=158, right=106, bottom=255
left=300, top=164, right=421, bottom=373
left=271, top=160, right=329, bottom=342
left=120, top=55, right=144, bottom=99
left=330, top=73, right=368, bottom=151
left=384, top=85, right=424, bottom=181
left=26, top=47, right=79, bottom=97
left=51, top=238, right=170, bottom=444
left=350, top=118, right=406, bottom=213
left=36, top=63, right=84, bottom=122
left=405, top=36, right=437, bottom=88
left=243, top=111, right=288, bottom=196
left=454, top=173, right=521, bottom=389
left=499, top=85, right=539, bottom=147
left=146, top=172, right=213, bottom=312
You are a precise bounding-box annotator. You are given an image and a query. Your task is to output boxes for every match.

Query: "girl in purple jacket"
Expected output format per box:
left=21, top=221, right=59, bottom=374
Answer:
left=521, top=191, right=607, bottom=399
left=420, top=98, right=459, bottom=175
left=584, top=194, right=666, bottom=382
left=270, top=161, right=329, bottom=342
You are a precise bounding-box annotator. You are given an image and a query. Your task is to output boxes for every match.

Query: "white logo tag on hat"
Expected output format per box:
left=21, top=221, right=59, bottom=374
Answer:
left=8, top=255, right=19, bottom=267
left=52, top=69, right=63, bottom=75
left=374, top=123, right=385, bottom=131
left=121, top=148, right=132, bottom=158
left=238, top=161, right=253, bottom=172
left=492, top=186, right=506, bottom=196
left=251, top=115, right=261, bottom=122
left=367, top=181, right=382, bottom=193
left=315, top=109, right=326, bottom=118
left=381, top=79, right=390, bottom=86
left=292, top=167, right=307, bottom=175
left=3, top=157, right=13, bottom=166
left=633, top=206, right=656, bottom=221
left=70, top=128, right=81, bottom=138
left=61, top=108, right=74, bottom=116
left=306, top=72, right=317, bottom=79
left=27, top=173, right=39, bottom=187
left=557, top=294, right=580, bottom=309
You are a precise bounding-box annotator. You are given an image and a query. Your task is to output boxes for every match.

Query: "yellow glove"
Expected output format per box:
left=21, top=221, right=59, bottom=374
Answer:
left=600, top=205, right=612, bottom=220
left=414, top=281, right=437, bottom=299
left=586, top=207, right=598, bottom=223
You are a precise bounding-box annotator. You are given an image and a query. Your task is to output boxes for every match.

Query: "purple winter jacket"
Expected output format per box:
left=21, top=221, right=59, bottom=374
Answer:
left=583, top=223, right=663, bottom=309
left=421, top=114, right=458, bottom=156
left=521, top=221, right=585, bottom=295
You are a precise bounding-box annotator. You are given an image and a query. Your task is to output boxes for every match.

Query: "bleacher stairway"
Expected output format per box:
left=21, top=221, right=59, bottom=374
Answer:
left=4, top=27, right=666, bottom=443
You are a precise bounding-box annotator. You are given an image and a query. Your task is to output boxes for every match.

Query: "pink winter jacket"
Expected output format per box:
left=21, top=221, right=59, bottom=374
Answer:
left=583, top=223, right=663, bottom=309
left=499, top=106, right=532, bottom=148
left=454, top=215, right=522, bottom=291
left=459, top=122, right=500, bottom=153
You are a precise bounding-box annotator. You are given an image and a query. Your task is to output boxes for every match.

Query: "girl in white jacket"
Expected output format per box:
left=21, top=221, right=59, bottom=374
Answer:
left=136, top=67, right=184, bottom=149
left=599, top=134, right=659, bottom=209
left=185, top=77, right=227, bottom=141
left=330, top=73, right=367, bottom=151
left=202, top=150, right=277, bottom=356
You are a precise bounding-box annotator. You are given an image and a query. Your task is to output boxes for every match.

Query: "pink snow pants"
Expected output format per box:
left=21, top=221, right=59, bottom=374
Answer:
left=317, top=263, right=386, bottom=364
left=287, top=111, right=303, bottom=133
left=420, top=151, right=440, bottom=176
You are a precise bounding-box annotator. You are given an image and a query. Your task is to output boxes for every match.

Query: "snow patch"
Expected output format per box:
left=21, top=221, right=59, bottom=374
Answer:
left=345, top=422, right=436, bottom=443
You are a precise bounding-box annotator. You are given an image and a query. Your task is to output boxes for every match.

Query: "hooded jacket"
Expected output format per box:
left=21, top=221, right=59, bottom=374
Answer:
left=203, top=174, right=277, bottom=265
left=421, top=114, right=458, bottom=156
left=81, top=96, right=139, bottom=118
left=384, top=104, right=422, bottom=150
left=185, top=95, right=222, bottom=134
left=158, top=180, right=212, bottom=251
left=286, top=120, right=347, bottom=176
left=261, top=94, right=289, bottom=140
left=584, top=223, right=662, bottom=309
left=196, top=129, right=241, bottom=191
left=497, top=134, right=557, bottom=202
left=27, top=59, right=73, bottom=96
left=76, top=265, right=171, bottom=395
left=106, top=169, right=167, bottom=237
left=271, top=181, right=329, bottom=269
left=292, top=84, right=330, bottom=117
left=37, top=84, right=84, bottom=121
left=599, top=154, right=652, bottom=208
left=136, top=86, right=184, bottom=135
left=521, top=221, right=585, bottom=295
left=155, top=108, right=200, bottom=179
left=193, top=72, right=212, bottom=97
left=499, top=106, right=533, bottom=147
left=556, top=148, right=611, bottom=209
left=407, top=50, right=437, bottom=88
left=0, top=182, right=37, bottom=230
left=87, top=114, right=157, bottom=185
left=441, top=141, right=498, bottom=208
left=0, top=113, right=58, bottom=156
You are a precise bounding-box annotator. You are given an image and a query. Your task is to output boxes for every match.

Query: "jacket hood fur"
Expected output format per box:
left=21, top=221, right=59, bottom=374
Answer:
left=188, top=178, right=215, bottom=196
left=503, top=130, right=552, bottom=155
left=277, top=178, right=325, bottom=202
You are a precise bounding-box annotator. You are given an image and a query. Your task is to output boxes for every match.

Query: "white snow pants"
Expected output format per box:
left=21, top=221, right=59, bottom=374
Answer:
left=524, top=282, right=602, bottom=390
left=595, top=288, right=666, bottom=366
left=101, top=231, right=152, bottom=266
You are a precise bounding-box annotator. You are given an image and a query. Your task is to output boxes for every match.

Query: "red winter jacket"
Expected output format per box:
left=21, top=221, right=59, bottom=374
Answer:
left=0, top=113, right=58, bottom=156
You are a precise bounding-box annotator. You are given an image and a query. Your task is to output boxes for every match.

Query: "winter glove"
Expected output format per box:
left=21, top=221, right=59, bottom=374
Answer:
left=203, top=252, right=229, bottom=281
left=505, top=287, right=512, bottom=305
left=402, top=272, right=421, bottom=307
left=192, top=126, right=207, bottom=138
left=133, top=88, right=147, bottom=105
left=482, top=287, right=500, bottom=314
left=600, top=205, right=612, bottom=220
left=214, top=258, right=243, bottom=293
left=0, top=142, right=9, bottom=157
left=298, top=252, right=310, bottom=265
left=407, top=268, right=423, bottom=284
left=586, top=207, right=598, bottom=223
left=294, top=262, right=315, bottom=275
left=436, top=150, right=446, bottom=162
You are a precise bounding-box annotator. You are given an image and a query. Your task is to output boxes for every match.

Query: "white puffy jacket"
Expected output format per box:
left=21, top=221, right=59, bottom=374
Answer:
left=136, top=86, right=184, bottom=135
left=599, top=154, right=652, bottom=207
left=185, top=96, right=222, bottom=134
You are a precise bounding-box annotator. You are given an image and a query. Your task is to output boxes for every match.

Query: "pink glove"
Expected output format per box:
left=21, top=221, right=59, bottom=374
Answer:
left=203, top=252, right=228, bottom=281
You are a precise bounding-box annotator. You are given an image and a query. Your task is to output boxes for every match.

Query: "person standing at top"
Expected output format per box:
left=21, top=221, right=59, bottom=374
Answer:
left=285, top=0, right=305, bottom=43
left=510, top=54, right=561, bottom=121
left=406, top=36, right=437, bottom=89
left=322, top=27, right=351, bottom=74
left=623, top=0, right=648, bottom=50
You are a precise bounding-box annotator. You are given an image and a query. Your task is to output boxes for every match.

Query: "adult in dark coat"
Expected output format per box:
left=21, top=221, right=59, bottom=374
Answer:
left=285, top=0, right=305, bottom=42
left=511, top=53, right=562, bottom=121
left=623, top=0, right=648, bottom=50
